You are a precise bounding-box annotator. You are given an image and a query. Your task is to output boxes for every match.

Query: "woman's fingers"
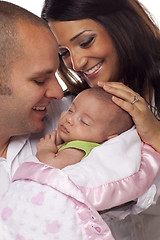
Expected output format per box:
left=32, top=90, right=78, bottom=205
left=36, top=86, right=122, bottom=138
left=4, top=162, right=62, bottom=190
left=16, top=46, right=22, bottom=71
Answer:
left=98, top=81, right=143, bottom=103
left=98, top=81, right=148, bottom=120
left=98, top=81, right=147, bottom=116
left=111, top=95, right=146, bottom=118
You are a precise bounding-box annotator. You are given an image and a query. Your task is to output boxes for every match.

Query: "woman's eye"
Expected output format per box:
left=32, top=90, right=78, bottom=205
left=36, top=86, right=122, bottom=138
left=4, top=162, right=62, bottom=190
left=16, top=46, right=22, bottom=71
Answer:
left=59, top=48, right=69, bottom=58
left=80, top=36, right=95, bottom=48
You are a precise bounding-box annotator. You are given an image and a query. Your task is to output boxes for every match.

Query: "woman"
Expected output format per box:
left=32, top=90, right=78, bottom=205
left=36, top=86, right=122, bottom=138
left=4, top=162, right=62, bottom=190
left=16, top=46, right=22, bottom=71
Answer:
left=41, top=0, right=160, bottom=239
left=42, top=0, right=160, bottom=153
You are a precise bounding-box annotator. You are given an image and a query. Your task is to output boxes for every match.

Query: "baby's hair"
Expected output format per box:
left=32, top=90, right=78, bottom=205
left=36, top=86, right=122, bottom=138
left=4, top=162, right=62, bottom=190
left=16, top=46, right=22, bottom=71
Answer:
left=85, top=87, right=133, bottom=136
left=86, top=87, right=114, bottom=102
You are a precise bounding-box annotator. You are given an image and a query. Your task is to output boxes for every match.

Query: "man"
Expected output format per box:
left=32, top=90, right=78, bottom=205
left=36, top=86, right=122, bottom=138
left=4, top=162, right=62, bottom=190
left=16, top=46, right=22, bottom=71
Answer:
left=0, top=5, right=109, bottom=240
left=0, top=1, right=65, bottom=197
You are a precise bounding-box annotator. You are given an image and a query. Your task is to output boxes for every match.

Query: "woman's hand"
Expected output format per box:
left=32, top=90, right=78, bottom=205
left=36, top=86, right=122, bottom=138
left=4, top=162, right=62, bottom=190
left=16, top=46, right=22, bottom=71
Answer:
left=98, top=81, right=160, bottom=153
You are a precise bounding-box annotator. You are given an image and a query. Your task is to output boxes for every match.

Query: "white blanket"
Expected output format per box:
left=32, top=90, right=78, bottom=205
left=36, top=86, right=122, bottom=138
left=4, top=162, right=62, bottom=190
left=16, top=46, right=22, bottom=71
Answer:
left=0, top=127, right=160, bottom=239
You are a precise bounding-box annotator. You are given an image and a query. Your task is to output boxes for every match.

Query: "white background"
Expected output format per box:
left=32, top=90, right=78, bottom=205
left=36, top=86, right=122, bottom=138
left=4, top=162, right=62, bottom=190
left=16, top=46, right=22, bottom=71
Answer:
left=2, top=0, right=160, bottom=27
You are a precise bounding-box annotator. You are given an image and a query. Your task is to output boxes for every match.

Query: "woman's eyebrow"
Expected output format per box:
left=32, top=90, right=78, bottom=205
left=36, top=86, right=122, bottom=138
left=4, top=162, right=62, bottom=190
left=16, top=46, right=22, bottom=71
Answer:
left=70, top=30, right=92, bottom=42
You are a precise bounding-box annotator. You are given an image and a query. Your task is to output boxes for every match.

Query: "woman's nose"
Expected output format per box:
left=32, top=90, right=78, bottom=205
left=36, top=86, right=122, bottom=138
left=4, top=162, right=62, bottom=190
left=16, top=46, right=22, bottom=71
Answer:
left=62, top=47, right=87, bottom=72
left=71, top=53, right=87, bottom=72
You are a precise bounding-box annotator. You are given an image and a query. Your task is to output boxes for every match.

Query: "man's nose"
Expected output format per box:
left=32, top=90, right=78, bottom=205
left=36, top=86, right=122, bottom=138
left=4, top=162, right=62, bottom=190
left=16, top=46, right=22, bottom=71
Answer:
left=45, top=76, right=64, bottom=100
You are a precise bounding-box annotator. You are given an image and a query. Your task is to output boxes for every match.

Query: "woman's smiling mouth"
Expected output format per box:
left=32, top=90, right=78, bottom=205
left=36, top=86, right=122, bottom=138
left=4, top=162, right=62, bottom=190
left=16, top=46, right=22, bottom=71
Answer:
left=82, top=61, right=103, bottom=78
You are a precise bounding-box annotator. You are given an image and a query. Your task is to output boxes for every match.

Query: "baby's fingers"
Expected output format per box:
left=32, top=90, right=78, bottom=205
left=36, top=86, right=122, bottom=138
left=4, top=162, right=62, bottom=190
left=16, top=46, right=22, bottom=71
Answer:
left=44, top=134, right=51, bottom=140
left=51, top=130, right=57, bottom=142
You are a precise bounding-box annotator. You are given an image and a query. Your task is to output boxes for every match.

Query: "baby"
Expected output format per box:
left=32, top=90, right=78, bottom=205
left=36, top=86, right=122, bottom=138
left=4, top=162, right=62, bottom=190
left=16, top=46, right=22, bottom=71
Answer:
left=0, top=88, right=158, bottom=240
left=36, top=87, right=133, bottom=169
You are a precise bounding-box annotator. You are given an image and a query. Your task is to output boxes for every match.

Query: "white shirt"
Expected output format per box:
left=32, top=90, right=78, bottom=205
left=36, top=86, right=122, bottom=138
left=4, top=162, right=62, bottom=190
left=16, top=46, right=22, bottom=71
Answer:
left=0, top=96, right=72, bottom=198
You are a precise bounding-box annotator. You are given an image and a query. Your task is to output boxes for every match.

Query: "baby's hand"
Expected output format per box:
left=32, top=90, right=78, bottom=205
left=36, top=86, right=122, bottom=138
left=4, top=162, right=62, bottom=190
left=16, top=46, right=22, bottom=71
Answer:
left=55, top=129, right=63, bottom=146
left=36, top=130, right=58, bottom=154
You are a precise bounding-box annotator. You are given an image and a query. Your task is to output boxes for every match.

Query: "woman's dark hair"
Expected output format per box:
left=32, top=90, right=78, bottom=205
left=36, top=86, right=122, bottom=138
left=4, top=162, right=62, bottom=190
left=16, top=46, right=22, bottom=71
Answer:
left=42, top=0, right=160, bottom=116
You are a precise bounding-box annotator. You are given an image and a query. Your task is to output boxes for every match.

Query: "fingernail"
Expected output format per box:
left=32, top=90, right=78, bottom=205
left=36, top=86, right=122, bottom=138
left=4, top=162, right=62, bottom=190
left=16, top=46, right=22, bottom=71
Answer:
left=97, top=81, right=102, bottom=86
left=104, top=85, right=111, bottom=90
left=112, top=96, right=118, bottom=102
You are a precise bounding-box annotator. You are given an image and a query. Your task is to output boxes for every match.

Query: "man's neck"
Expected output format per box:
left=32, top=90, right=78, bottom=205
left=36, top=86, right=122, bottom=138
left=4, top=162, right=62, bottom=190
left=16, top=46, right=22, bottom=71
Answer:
left=0, top=137, right=10, bottom=158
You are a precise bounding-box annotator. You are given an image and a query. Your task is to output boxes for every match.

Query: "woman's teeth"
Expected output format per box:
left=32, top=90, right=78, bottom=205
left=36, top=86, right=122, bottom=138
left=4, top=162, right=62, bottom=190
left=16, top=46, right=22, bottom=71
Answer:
left=32, top=106, right=46, bottom=111
left=84, top=62, right=102, bottom=75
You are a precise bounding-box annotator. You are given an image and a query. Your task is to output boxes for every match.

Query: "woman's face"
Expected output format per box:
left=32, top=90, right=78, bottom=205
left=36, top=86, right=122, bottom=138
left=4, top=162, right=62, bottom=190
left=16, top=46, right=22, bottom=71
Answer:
left=49, top=19, right=120, bottom=87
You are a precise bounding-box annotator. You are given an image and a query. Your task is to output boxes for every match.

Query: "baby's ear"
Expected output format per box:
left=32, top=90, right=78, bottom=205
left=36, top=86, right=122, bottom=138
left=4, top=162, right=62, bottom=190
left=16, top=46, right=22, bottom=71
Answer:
left=106, top=134, right=118, bottom=140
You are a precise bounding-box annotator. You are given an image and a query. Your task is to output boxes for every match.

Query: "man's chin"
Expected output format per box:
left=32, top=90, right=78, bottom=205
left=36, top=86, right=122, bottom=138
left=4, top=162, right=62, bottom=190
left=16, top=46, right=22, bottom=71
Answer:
left=31, top=122, right=45, bottom=134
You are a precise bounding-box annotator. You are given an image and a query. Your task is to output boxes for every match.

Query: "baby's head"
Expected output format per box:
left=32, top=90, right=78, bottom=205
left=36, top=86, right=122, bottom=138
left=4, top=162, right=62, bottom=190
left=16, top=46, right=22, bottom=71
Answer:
left=58, top=87, right=133, bottom=143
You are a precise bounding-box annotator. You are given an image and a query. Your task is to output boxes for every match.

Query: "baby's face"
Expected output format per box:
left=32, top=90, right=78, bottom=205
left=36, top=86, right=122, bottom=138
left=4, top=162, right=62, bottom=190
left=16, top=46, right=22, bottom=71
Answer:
left=58, top=91, right=110, bottom=143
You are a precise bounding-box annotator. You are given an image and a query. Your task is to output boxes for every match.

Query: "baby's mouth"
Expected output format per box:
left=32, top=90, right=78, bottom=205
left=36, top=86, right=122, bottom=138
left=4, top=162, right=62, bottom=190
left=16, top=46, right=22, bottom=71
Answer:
left=60, top=124, right=69, bottom=133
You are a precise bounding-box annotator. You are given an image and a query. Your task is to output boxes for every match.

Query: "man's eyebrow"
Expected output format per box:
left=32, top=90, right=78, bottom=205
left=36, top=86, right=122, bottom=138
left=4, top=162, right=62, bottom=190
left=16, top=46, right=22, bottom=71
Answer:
left=70, top=30, right=92, bottom=42
left=31, top=70, right=54, bottom=78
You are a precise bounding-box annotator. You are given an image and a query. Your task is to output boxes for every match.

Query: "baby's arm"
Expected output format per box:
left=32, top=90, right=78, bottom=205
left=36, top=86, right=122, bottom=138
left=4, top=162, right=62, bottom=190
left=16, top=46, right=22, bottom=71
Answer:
left=36, top=130, right=58, bottom=164
left=53, top=148, right=85, bottom=169
left=36, top=131, right=85, bottom=169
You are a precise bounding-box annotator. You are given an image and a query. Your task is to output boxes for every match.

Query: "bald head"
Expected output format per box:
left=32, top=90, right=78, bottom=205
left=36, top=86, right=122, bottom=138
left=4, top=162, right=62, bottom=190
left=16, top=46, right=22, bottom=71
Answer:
left=0, top=1, right=50, bottom=95
left=0, top=1, right=48, bottom=28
